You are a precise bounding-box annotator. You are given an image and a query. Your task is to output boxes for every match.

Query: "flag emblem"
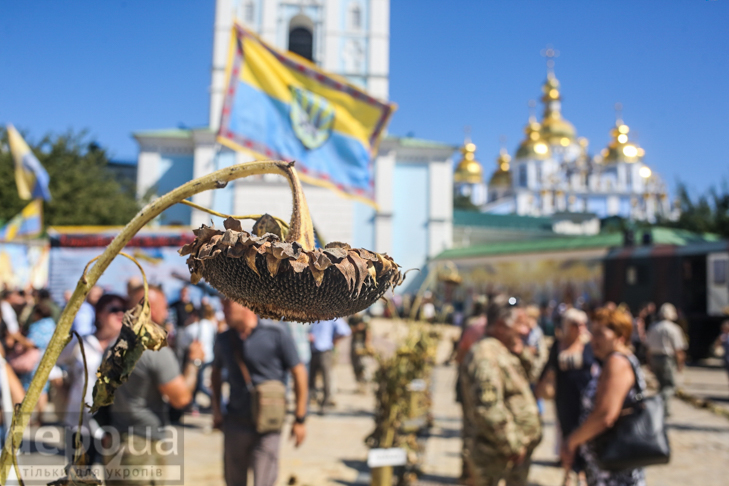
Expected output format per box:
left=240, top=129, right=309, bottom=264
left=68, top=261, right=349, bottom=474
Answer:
left=290, top=86, right=335, bottom=150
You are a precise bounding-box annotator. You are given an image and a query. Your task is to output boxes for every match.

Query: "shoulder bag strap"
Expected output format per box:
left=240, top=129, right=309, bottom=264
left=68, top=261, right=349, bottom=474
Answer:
left=607, top=351, right=644, bottom=402
left=231, top=331, right=255, bottom=392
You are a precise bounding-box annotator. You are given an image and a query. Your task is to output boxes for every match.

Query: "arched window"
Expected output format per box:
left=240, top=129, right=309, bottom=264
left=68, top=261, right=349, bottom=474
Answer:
left=288, top=14, right=315, bottom=62
left=350, top=3, right=362, bottom=30
left=288, top=28, right=313, bottom=61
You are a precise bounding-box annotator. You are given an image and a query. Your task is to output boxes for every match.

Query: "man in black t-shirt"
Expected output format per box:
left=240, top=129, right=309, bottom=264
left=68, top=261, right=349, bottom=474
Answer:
left=212, top=299, right=308, bottom=486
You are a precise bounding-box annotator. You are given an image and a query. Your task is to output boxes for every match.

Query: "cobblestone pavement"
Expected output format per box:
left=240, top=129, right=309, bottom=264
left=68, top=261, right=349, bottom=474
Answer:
left=678, top=362, right=729, bottom=412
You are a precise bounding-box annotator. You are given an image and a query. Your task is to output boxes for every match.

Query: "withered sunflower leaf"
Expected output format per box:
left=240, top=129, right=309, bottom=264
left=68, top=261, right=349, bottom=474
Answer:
left=245, top=246, right=260, bottom=276
left=252, top=214, right=283, bottom=238
left=90, top=300, right=167, bottom=413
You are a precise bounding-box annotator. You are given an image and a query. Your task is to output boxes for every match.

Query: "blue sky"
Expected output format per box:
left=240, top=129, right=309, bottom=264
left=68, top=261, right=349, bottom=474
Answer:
left=2, top=1, right=728, bottom=196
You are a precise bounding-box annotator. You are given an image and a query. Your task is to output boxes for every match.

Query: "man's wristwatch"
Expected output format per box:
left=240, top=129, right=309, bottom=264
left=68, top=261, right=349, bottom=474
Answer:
left=294, top=415, right=306, bottom=424
left=192, top=359, right=203, bottom=368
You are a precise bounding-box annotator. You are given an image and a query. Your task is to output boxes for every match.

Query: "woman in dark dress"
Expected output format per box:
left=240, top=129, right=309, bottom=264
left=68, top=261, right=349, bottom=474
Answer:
left=561, top=306, right=647, bottom=486
left=537, top=308, right=597, bottom=486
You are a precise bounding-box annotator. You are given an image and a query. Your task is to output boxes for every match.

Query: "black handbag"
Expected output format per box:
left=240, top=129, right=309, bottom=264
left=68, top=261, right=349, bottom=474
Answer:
left=594, top=355, right=671, bottom=471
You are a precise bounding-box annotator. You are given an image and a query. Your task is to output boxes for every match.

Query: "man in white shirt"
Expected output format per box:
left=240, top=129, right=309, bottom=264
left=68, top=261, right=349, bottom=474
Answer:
left=0, top=290, right=23, bottom=344
left=646, top=302, right=687, bottom=416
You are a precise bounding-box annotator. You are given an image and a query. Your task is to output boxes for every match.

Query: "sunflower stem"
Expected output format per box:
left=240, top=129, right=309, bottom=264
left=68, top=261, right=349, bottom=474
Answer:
left=0, top=160, right=313, bottom=483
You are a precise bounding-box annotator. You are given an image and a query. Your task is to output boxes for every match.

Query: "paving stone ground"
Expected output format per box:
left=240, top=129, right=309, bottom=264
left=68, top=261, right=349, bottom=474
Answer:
left=10, top=321, right=729, bottom=485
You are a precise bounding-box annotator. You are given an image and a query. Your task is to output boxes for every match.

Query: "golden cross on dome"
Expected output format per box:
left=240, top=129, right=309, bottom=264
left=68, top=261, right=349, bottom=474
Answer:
left=540, top=45, right=560, bottom=74
left=528, top=99, right=537, bottom=121
left=614, top=102, right=624, bottom=125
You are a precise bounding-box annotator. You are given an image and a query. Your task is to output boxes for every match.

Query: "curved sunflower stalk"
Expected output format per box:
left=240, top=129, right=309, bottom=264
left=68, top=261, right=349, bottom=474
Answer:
left=0, top=160, right=403, bottom=483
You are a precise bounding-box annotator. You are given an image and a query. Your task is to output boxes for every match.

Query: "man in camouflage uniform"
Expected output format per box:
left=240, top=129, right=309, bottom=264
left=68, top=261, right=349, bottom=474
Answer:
left=460, top=295, right=542, bottom=486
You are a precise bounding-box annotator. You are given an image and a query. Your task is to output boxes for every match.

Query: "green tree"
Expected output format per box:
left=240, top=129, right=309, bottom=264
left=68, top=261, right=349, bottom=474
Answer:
left=659, top=182, right=729, bottom=238
left=0, top=128, right=140, bottom=227
left=453, top=193, right=480, bottom=211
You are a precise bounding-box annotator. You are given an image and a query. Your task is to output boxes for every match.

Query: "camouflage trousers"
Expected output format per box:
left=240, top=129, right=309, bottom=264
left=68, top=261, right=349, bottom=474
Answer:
left=464, top=441, right=534, bottom=486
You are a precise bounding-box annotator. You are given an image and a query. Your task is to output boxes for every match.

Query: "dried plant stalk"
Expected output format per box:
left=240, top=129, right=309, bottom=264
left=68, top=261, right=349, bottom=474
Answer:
left=0, top=160, right=319, bottom=482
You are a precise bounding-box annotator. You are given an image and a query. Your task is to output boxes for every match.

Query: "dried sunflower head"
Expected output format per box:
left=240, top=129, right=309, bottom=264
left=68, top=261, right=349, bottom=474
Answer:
left=180, top=217, right=400, bottom=322
left=179, top=162, right=402, bottom=322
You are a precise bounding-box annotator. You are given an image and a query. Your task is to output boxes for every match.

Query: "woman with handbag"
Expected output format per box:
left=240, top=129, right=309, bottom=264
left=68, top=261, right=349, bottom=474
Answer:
left=561, top=307, right=648, bottom=486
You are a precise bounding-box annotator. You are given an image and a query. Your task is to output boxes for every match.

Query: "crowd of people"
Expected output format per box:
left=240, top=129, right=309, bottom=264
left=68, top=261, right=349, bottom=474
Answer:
left=455, top=295, right=693, bottom=486
left=1, top=280, right=727, bottom=486
left=0, top=283, right=370, bottom=486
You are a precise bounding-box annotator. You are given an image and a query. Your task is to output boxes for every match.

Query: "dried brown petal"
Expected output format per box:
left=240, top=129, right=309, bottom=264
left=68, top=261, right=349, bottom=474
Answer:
left=377, top=253, right=392, bottom=274
left=220, top=229, right=239, bottom=247
left=309, top=262, right=326, bottom=287
left=356, top=248, right=378, bottom=262
left=348, top=252, right=370, bottom=297
left=194, top=224, right=220, bottom=240
left=271, top=241, right=299, bottom=259
left=255, top=241, right=272, bottom=254
left=266, top=253, right=283, bottom=276
left=228, top=242, right=246, bottom=258
left=310, top=250, right=332, bottom=271
left=323, top=247, right=348, bottom=261
left=325, top=241, right=351, bottom=250
left=179, top=241, right=196, bottom=256
left=335, top=258, right=356, bottom=291
left=368, top=263, right=378, bottom=286
left=245, top=246, right=260, bottom=276
left=289, top=252, right=310, bottom=273
left=224, top=217, right=243, bottom=232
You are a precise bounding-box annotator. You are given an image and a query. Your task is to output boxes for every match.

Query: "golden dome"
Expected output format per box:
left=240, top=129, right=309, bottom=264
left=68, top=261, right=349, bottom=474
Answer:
left=516, top=118, right=551, bottom=159
left=454, top=141, right=484, bottom=184
left=602, top=121, right=645, bottom=163
left=489, top=169, right=512, bottom=188
left=489, top=148, right=513, bottom=188
left=539, top=73, right=576, bottom=143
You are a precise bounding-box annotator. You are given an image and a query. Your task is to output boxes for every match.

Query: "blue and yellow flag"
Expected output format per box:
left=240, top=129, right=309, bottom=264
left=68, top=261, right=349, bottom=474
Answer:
left=0, top=200, right=43, bottom=242
left=218, top=25, right=396, bottom=207
left=7, top=124, right=51, bottom=201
